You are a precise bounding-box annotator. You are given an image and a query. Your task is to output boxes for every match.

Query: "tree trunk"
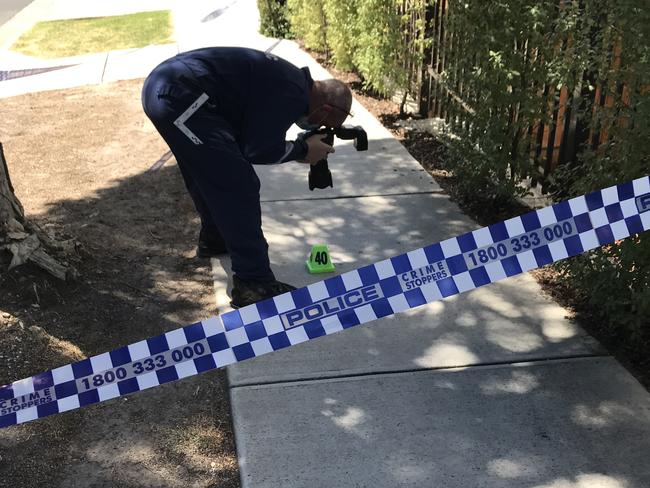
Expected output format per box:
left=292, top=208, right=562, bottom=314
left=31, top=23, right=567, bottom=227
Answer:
left=0, top=142, right=77, bottom=280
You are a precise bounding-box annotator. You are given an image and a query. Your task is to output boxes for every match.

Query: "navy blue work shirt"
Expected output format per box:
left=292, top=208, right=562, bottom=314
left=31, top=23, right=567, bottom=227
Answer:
left=172, top=47, right=312, bottom=164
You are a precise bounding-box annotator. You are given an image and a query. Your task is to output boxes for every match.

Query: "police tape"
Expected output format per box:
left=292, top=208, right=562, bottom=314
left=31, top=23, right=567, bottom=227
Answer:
left=2, top=176, right=649, bottom=428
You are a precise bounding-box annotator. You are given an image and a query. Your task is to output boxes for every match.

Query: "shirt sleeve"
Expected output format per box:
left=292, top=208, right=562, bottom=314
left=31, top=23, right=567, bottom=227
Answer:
left=276, top=138, right=309, bottom=163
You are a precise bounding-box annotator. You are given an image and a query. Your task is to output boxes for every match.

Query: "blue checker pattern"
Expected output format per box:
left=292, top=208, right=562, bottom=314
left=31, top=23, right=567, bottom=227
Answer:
left=521, top=211, right=542, bottom=232
left=405, top=288, right=427, bottom=308
left=533, top=246, right=554, bottom=267
left=1, top=176, right=648, bottom=429
left=605, top=203, right=624, bottom=223
left=457, top=232, right=478, bottom=252
left=447, top=255, right=468, bottom=274
left=110, top=347, right=132, bottom=367
left=469, top=267, right=491, bottom=287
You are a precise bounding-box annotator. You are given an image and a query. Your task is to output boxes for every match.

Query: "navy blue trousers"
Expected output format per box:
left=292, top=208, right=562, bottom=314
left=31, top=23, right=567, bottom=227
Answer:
left=142, top=59, right=274, bottom=281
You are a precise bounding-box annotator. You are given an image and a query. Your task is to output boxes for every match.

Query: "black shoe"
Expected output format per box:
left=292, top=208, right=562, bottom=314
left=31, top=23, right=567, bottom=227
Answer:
left=197, top=228, right=228, bottom=258
left=230, top=275, right=297, bottom=308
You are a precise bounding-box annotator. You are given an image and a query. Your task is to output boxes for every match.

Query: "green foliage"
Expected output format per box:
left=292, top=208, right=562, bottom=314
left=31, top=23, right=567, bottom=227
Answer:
left=552, top=232, right=650, bottom=345
left=433, top=0, right=650, bottom=355
left=351, top=0, right=409, bottom=96
left=435, top=0, right=648, bottom=197
left=284, top=0, right=420, bottom=97
left=436, top=0, right=560, bottom=199
left=322, top=0, right=359, bottom=70
left=257, top=0, right=291, bottom=38
left=547, top=0, right=650, bottom=343
left=287, top=0, right=328, bottom=52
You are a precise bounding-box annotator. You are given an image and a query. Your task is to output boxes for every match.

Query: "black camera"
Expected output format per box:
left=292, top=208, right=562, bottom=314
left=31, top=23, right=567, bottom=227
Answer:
left=301, top=125, right=368, bottom=191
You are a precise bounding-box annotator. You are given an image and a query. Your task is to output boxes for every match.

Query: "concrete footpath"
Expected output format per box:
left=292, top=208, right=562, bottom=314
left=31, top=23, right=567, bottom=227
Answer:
left=2, top=1, right=650, bottom=487
left=214, top=42, right=650, bottom=488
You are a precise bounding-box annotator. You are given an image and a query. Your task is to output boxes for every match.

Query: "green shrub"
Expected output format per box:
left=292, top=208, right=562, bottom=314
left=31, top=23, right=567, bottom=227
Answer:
left=286, top=0, right=328, bottom=52
left=553, top=235, right=650, bottom=345
left=352, top=0, right=409, bottom=97
left=322, top=0, right=359, bottom=71
left=437, top=0, right=560, bottom=199
left=547, top=0, right=650, bottom=343
left=257, top=0, right=291, bottom=38
left=284, top=0, right=415, bottom=97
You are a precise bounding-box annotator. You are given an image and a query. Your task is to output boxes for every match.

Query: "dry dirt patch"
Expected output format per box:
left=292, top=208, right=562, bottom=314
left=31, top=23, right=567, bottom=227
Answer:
left=0, top=79, right=239, bottom=488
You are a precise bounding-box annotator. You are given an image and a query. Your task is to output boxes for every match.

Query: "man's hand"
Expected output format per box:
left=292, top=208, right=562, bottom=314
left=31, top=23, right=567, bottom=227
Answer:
left=299, top=134, right=335, bottom=165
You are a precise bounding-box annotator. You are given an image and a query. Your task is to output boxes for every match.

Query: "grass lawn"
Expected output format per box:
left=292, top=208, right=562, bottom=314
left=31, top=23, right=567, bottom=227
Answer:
left=11, top=10, right=173, bottom=59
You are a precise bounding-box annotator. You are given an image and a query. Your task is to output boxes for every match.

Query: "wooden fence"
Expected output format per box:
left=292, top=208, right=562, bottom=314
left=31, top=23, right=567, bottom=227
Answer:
left=399, top=0, right=633, bottom=180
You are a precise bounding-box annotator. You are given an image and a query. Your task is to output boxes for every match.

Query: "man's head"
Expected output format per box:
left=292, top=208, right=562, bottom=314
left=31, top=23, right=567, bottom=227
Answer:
left=303, top=79, right=353, bottom=129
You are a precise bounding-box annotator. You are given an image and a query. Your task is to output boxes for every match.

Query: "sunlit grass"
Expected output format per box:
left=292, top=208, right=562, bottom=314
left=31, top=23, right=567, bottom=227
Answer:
left=12, top=10, right=173, bottom=59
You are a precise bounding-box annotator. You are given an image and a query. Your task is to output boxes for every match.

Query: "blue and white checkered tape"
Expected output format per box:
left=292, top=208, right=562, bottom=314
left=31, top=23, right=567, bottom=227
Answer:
left=2, top=175, right=649, bottom=428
